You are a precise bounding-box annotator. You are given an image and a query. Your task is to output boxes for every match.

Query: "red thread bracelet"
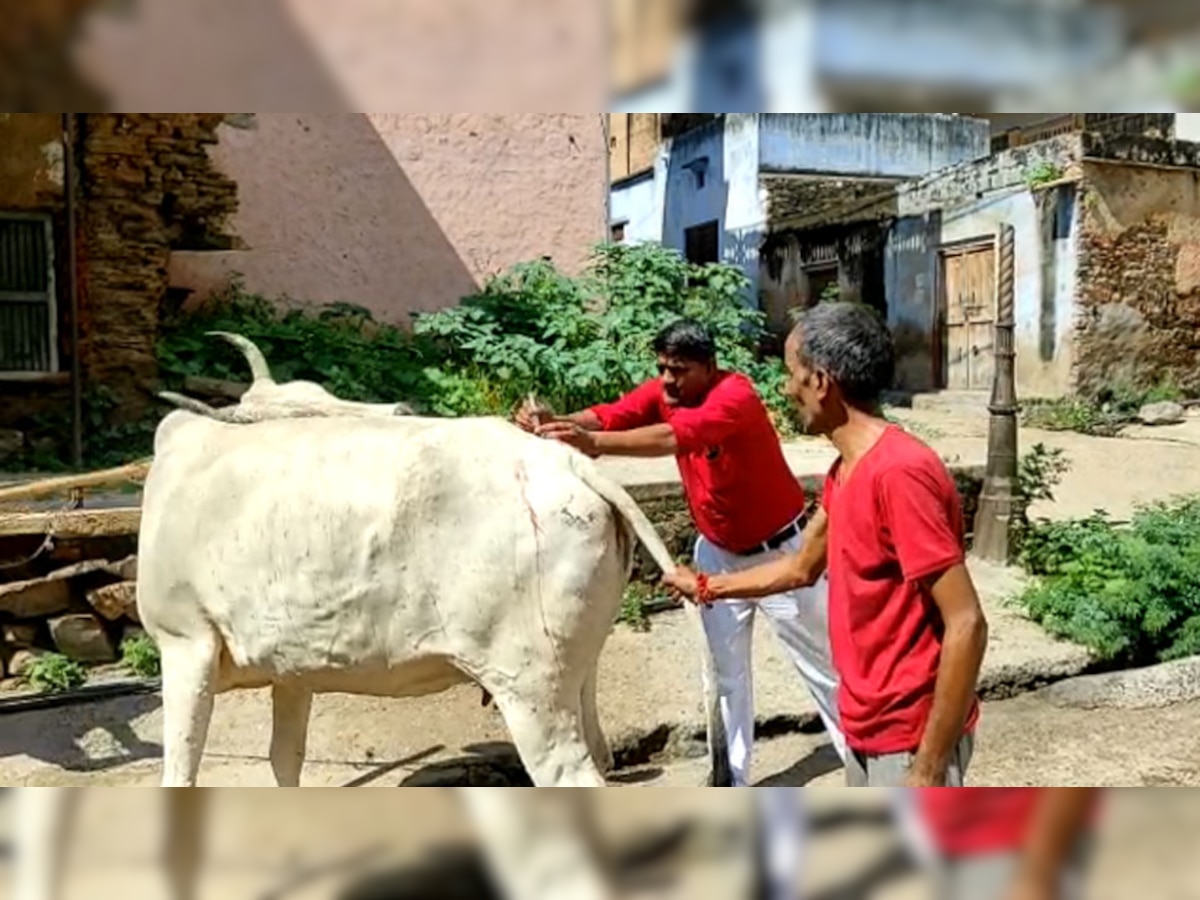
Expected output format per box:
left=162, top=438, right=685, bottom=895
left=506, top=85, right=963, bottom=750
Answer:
left=696, top=573, right=716, bottom=605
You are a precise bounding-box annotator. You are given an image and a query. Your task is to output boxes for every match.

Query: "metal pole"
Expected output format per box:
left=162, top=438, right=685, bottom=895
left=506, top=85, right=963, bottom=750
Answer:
left=973, top=223, right=1018, bottom=562
left=62, top=113, right=83, bottom=470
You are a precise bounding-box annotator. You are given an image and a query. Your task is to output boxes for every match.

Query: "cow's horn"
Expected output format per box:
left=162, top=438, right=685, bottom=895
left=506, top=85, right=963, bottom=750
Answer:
left=159, top=391, right=216, bottom=415
left=207, top=331, right=273, bottom=383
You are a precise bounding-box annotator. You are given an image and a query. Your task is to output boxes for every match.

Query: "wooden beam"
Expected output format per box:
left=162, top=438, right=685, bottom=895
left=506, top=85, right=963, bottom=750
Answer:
left=0, top=461, right=151, bottom=504
left=0, top=508, right=140, bottom=539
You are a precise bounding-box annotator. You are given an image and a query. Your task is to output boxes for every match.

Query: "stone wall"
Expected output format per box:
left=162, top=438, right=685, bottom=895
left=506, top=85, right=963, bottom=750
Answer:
left=0, top=114, right=239, bottom=459
left=0, top=531, right=140, bottom=687
left=1073, top=159, right=1200, bottom=398
left=763, top=174, right=898, bottom=231
left=79, top=113, right=239, bottom=426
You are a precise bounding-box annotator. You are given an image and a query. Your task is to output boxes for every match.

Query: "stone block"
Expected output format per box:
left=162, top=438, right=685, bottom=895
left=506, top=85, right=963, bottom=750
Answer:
left=0, top=559, right=118, bottom=618
left=48, top=613, right=116, bottom=663
left=1139, top=401, right=1185, bottom=426
left=87, top=581, right=138, bottom=622
left=6, top=647, right=46, bottom=678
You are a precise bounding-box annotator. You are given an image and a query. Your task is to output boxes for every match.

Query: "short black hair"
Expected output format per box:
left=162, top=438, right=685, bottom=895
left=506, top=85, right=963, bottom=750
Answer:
left=652, top=318, right=717, bottom=364
left=790, top=302, right=895, bottom=409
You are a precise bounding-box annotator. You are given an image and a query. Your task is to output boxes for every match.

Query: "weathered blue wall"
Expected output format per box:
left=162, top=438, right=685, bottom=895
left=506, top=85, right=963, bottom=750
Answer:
left=610, top=170, right=662, bottom=245
left=759, top=114, right=989, bottom=178
left=939, top=187, right=1077, bottom=397
left=886, top=183, right=1079, bottom=397
left=659, top=115, right=765, bottom=299
left=609, top=116, right=765, bottom=301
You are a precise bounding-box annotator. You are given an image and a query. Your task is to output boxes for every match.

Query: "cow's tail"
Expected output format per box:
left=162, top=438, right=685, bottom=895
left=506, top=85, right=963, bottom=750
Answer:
left=570, top=456, right=735, bottom=788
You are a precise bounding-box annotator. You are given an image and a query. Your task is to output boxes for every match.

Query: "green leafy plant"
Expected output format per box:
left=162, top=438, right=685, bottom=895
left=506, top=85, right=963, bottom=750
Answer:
left=1025, top=162, right=1064, bottom=188
left=1012, top=442, right=1072, bottom=561
left=1019, top=397, right=1117, bottom=436
left=120, top=633, right=161, bottom=678
left=23, top=653, right=88, bottom=693
left=413, top=242, right=776, bottom=415
left=618, top=584, right=655, bottom=632
left=1015, top=495, right=1200, bottom=664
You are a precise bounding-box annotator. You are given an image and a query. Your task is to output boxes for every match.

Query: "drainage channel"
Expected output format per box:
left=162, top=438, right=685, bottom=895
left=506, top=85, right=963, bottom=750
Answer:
left=0, top=678, right=160, bottom=715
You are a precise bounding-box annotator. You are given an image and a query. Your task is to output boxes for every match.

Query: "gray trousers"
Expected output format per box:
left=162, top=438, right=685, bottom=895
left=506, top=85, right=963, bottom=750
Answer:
left=844, top=732, right=974, bottom=787
left=933, top=836, right=1094, bottom=900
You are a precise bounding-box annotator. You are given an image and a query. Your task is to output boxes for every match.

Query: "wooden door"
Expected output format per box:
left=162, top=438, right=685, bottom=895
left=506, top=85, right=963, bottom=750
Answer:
left=940, top=244, right=996, bottom=391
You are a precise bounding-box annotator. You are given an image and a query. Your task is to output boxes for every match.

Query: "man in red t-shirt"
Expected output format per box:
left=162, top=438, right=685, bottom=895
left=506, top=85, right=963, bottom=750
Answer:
left=665, top=302, right=988, bottom=787
left=904, top=788, right=1102, bottom=899
left=515, top=319, right=846, bottom=786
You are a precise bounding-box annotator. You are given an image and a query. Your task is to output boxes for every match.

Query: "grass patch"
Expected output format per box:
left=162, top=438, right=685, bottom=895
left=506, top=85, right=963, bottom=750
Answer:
left=23, top=653, right=87, bottom=693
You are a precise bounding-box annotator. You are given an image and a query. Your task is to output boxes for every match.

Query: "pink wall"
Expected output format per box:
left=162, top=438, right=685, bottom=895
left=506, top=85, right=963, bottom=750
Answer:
left=169, top=113, right=608, bottom=325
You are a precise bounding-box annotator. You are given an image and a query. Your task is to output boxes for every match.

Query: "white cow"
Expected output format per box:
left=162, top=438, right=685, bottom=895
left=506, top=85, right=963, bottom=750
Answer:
left=11, top=334, right=731, bottom=900
left=140, top=333, right=727, bottom=788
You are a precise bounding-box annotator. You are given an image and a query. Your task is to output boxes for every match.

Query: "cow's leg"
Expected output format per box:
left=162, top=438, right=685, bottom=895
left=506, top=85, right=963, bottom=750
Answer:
left=269, top=681, right=313, bottom=787
left=460, top=789, right=615, bottom=900
left=162, top=789, right=208, bottom=900
left=489, top=680, right=605, bottom=788
left=579, top=663, right=613, bottom=774
left=13, top=787, right=80, bottom=900
left=158, top=634, right=219, bottom=787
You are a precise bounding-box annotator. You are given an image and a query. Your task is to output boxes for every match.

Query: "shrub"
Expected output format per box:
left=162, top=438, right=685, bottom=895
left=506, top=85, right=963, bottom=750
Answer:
left=412, top=242, right=796, bottom=425
left=120, top=632, right=162, bottom=679
left=23, top=653, right=88, bottom=693
left=1015, top=496, right=1200, bottom=664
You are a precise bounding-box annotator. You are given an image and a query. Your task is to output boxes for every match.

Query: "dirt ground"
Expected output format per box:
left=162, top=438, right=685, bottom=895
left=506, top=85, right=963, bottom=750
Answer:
left=0, top=786, right=1194, bottom=900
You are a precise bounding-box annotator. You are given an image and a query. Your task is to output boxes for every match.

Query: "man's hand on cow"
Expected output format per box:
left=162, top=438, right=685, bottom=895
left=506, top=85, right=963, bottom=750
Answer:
left=515, top=398, right=547, bottom=433
left=535, top=420, right=600, bottom=457
left=661, top=566, right=701, bottom=604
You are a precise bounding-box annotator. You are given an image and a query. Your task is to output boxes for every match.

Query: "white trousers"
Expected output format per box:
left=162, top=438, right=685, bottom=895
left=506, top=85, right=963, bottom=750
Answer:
left=755, top=789, right=941, bottom=900
left=757, top=787, right=808, bottom=900
left=695, top=531, right=846, bottom=787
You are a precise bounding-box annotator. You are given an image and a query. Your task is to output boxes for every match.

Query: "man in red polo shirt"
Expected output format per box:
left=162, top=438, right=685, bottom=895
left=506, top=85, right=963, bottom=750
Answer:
left=907, top=788, right=1102, bottom=899
left=664, top=302, right=988, bottom=787
left=516, top=318, right=846, bottom=787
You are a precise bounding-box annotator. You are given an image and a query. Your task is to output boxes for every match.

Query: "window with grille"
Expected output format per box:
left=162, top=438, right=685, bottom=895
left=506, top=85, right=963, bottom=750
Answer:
left=0, top=214, right=56, bottom=374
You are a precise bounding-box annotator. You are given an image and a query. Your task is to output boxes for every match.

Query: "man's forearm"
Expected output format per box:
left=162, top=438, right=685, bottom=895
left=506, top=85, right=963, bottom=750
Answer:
left=706, top=555, right=816, bottom=600
left=592, top=424, right=679, bottom=457
left=1015, top=789, right=1097, bottom=886
left=707, top=512, right=828, bottom=600
left=566, top=410, right=603, bottom=431
left=913, top=610, right=987, bottom=776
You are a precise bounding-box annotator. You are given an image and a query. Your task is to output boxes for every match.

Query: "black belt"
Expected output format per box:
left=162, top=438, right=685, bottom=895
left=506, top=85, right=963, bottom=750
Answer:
left=732, top=511, right=809, bottom=557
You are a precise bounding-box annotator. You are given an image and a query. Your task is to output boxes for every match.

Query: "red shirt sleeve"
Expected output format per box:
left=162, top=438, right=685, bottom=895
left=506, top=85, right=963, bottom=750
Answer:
left=877, top=457, right=965, bottom=583
left=667, top=374, right=758, bottom=454
left=588, top=379, right=663, bottom=432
